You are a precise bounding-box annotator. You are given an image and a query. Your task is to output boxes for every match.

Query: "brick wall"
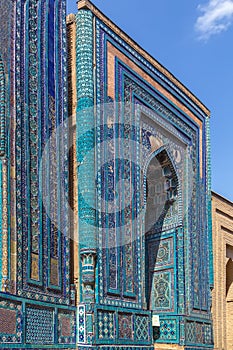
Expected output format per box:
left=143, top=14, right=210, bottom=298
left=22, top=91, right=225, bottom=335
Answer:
left=212, top=192, right=233, bottom=350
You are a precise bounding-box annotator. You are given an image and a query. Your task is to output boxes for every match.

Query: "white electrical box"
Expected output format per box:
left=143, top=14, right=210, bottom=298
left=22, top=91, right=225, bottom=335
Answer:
left=152, top=315, right=160, bottom=327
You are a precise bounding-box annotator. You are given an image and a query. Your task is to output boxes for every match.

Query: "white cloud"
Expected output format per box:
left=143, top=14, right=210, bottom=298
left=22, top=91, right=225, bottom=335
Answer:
left=195, top=0, right=233, bottom=40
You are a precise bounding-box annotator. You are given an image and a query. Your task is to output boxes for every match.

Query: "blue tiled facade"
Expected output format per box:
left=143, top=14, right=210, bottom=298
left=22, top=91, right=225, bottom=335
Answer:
left=75, top=2, right=213, bottom=350
left=0, top=0, right=76, bottom=348
left=0, top=0, right=213, bottom=349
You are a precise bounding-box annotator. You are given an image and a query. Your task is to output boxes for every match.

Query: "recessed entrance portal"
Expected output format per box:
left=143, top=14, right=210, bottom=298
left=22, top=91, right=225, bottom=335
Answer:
left=144, top=149, right=178, bottom=311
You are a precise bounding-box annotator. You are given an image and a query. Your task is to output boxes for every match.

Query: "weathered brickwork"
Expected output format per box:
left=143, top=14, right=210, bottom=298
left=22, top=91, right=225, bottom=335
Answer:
left=212, top=192, right=233, bottom=350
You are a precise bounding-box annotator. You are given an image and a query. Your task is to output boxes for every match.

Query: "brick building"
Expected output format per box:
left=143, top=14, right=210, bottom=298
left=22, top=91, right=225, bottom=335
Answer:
left=212, top=192, right=233, bottom=350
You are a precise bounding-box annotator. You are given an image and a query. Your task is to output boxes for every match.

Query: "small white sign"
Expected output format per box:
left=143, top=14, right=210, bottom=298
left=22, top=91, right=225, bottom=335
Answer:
left=152, top=315, right=160, bottom=327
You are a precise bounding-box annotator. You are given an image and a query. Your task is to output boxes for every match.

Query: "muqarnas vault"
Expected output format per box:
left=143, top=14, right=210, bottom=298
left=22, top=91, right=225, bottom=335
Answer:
left=67, top=1, right=213, bottom=349
left=0, top=0, right=213, bottom=349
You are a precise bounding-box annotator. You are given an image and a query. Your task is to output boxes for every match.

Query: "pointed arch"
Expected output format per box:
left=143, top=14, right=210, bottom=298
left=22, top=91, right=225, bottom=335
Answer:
left=226, top=258, right=233, bottom=299
left=143, top=146, right=180, bottom=218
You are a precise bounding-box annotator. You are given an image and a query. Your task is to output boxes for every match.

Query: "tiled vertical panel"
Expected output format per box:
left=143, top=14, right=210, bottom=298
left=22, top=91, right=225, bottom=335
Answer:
left=58, top=310, right=76, bottom=344
left=0, top=160, right=8, bottom=293
left=0, top=162, right=2, bottom=290
left=135, top=315, right=150, bottom=341
left=14, top=0, right=71, bottom=303
left=95, top=26, right=142, bottom=308
left=97, top=311, right=115, bottom=340
left=0, top=55, right=6, bottom=155
left=14, top=0, right=24, bottom=295
left=118, top=313, right=133, bottom=340
left=0, top=0, right=77, bottom=348
left=0, top=54, right=6, bottom=290
left=26, top=0, right=43, bottom=284
left=1, top=159, right=8, bottom=289
left=177, top=227, right=185, bottom=314
left=151, top=270, right=174, bottom=311
left=0, top=1, right=11, bottom=294
left=206, top=116, right=213, bottom=288
left=77, top=305, right=86, bottom=344
left=0, top=1, right=12, bottom=69
left=47, top=0, right=60, bottom=289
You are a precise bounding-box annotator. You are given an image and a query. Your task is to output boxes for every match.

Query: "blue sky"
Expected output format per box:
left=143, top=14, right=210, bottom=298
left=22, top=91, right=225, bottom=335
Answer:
left=67, top=0, right=233, bottom=201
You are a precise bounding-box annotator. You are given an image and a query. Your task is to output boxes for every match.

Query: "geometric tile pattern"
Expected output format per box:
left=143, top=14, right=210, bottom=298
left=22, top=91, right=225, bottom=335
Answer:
left=25, top=307, right=54, bottom=344
left=186, top=321, right=196, bottom=343
left=0, top=295, right=77, bottom=347
left=186, top=321, right=213, bottom=345
left=78, top=305, right=86, bottom=344
left=159, top=319, right=177, bottom=341
left=95, top=309, right=152, bottom=345
left=98, top=311, right=115, bottom=340
left=204, top=324, right=212, bottom=344
left=135, top=315, right=150, bottom=341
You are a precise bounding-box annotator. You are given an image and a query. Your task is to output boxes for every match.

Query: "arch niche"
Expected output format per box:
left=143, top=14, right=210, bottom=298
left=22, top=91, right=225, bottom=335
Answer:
left=143, top=147, right=180, bottom=311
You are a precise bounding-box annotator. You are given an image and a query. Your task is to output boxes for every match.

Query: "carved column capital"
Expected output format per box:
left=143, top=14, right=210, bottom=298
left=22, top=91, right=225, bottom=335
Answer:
left=80, top=248, right=97, bottom=303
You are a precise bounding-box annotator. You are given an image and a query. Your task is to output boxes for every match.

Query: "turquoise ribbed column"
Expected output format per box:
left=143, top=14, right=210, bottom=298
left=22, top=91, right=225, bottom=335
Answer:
left=76, top=8, right=96, bottom=250
left=76, top=9, right=97, bottom=305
